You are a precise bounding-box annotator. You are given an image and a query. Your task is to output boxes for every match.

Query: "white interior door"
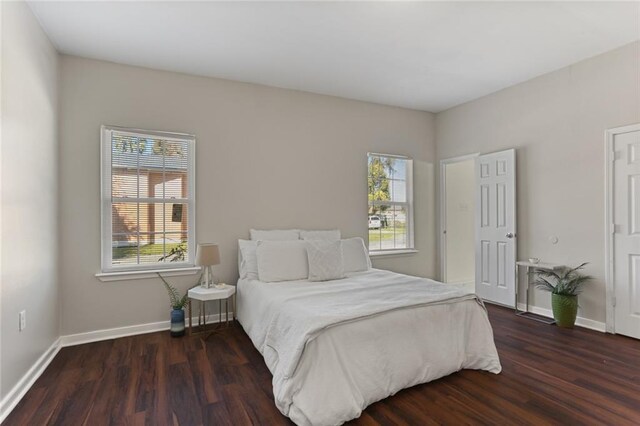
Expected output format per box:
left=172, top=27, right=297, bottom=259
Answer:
left=475, top=149, right=516, bottom=307
left=613, top=128, right=640, bottom=339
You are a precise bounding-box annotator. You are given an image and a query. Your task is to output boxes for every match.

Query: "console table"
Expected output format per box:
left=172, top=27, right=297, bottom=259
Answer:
left=515, top=261, right=565, bottom=324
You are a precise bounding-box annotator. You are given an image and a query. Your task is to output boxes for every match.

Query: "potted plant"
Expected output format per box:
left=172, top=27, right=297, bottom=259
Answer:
left=158, top=273, right=200, bottom=337
left=534, top=263, right=593, bottom=328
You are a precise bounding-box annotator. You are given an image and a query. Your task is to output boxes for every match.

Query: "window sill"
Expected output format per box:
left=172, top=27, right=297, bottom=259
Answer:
left=369, top=249, right=418, bottom=257
left=96, top=266, right=201, bottom=282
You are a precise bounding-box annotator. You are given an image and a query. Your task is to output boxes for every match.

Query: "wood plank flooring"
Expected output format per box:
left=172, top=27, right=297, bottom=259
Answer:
left=4, top=305, right=640, bottom=425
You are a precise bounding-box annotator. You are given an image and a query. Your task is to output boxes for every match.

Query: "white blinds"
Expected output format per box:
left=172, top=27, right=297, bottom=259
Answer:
left=367, top=153, right=413, bottom=251
left=101, top=126, right=195, bottom=271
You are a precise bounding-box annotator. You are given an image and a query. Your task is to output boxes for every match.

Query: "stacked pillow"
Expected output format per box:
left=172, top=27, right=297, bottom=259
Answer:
left=341, top=237, right=373, bottom=273
left=256, top=240, right=309, bottom=282
left=299, top=229, right=341, bottom=241
left=238, top=229, right=371, bottom=283
left=305, top=240, right=344, bottom=282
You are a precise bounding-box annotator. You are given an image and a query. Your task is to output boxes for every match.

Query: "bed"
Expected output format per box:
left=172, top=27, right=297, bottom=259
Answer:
left=236, top=266, right=501, bottom=426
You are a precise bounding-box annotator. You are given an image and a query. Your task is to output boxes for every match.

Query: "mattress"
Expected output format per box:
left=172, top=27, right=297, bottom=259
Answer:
left=237, top=268, right=501, bottom=426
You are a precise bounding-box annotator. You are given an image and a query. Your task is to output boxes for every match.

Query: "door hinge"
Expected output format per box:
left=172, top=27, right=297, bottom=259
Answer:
left=612, top=296, right=616, bottom=307
left=612, top=150, right=623, bottom=161
left=611, top=224, right=622, bottom=234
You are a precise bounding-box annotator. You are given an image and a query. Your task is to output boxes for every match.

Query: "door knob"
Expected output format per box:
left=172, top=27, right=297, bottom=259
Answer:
left=506, top=233, right=515, bottom=239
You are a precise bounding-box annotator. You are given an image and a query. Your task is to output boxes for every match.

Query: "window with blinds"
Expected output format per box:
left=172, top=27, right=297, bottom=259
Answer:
left=367, top=153, right=414, bottom=252
left=101, top=126, right=196, bottom=272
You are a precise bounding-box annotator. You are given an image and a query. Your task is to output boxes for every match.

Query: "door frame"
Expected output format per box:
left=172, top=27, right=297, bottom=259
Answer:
left=604, top=123, right=640, bottom=333
left=439, top=153, right=479, bottom=282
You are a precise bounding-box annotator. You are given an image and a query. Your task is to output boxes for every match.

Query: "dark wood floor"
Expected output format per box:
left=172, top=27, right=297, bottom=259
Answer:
left=5, top=305, right=640, bottom=425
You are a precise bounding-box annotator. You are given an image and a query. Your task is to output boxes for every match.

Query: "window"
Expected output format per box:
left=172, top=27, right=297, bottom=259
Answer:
left=101, top=126, right=195, bottom=272
left=367, top=153, right=414, bottom=252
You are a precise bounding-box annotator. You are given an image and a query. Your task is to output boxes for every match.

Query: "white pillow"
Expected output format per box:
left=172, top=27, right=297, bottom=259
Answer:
left=250, top=229, right=300, bottom=241
left=300, top=229, right=341, bottom=241
left=342, top=237, right=372, bottom=273
left=306, top=240, right=345, bottom=282
left=256, top=240, right=309, bottom=282
left=238, top=239, right=258, bottom=280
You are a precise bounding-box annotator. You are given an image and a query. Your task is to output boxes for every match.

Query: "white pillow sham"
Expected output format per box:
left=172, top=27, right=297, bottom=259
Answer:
left=256, top=240, right=309, bottom=282
left=342, top=237, right=372, bottom=273
left=300, top=229, right=341, bottom=241
left=238, top=239, right=258, bottom=280
left=306, top=240, right=345, bottom=282
left=250, top=229, right=300, bottom=241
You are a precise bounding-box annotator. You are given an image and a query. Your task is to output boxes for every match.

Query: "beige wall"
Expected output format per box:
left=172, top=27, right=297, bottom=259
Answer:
left=1, top=1, right=60, bottom=400
left=443, top=159, right=475, bottom=284
left=59, top=55, right=437, bottom=335
left=436, top=41, right=640, bottom=323
left=7, top=4, right=632, bottom=349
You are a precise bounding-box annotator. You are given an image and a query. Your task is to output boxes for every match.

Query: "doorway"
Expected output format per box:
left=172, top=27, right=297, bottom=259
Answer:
left=606, top=124, right=640, bottom=339
left=440, top=155, right=477, bottom=291
left=441, top=149, right=517, bottom=307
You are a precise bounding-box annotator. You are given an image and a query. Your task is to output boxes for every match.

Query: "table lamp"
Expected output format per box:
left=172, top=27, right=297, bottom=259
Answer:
left=195, top=243, right=221, bottom=288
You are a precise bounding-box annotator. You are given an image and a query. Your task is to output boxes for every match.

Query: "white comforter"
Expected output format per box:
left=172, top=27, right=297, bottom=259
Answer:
left=237, top=269, right=501, bottom=426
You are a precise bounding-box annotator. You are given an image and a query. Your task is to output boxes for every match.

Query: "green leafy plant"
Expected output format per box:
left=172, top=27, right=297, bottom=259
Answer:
left=534, top=263, right=593, bottom=296
left=157, top=272, right=201, bottom=310
left=158, top=242, right=187, bottom=262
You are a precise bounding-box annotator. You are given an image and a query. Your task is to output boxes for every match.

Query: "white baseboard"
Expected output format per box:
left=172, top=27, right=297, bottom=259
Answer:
left=0, top=312, right=234, bottom=422
left=0, top=338, right=61, bottom=424
left=448, top=280, right=474, bottom=287
left=516, top=303, right=606, bottom=332
left=0, top=303, right=605, bottom=423
left=59, top=312, right=234, bottom=347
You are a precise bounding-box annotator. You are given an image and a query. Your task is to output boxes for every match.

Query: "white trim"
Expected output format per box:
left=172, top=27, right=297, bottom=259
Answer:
left=59, top=312, right=234, bottom=347
left=104, top=125, right=196, bottom=142
left=438, top=153, right=479, bottom=282
left=367, top=154, right=415, bottom=252
left=369, top=249, right=418, bottom=257
left=0, top=338, right=62, bottom=424
left=446, top=280, right=474, bottom=287
left=0, top=311, right=233, bottom=422
left=60, top=321, right=168, bottom=346
left=604, top=123, right=640, bottom=334
left=0, top=3, right=3, bottom=421
left=516, top=303, right=606, bottom=332
left=407, top=158, right=414, bottom=250
left=95, top=266, right=201, bottom=282
left=100, top=125, right=197, bottom=274
left=367, top=152, right=409, bottom=159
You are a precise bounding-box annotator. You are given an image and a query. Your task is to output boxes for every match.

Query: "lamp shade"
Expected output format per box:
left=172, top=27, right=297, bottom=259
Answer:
left=195, top=243, right=220, bottom=266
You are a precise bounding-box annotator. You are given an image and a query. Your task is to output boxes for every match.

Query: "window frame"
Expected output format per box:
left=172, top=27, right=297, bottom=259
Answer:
left=367, top=152, right=415, bottom=253
left=100, top=125, right=196, bottom=274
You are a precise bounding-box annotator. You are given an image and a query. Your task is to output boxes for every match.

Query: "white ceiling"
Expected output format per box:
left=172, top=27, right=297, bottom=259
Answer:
left=28, top=1, right=640, bottom=112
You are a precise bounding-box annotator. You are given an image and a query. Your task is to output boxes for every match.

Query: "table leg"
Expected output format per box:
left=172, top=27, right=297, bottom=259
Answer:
left=203, top=301, right=206, bottom=325
left=188, top=300, right=192, bottom=336
left=517, top=266, right=556, bottom=325
left=525, top=266, right=530, bottom=313
left=514, top=264, right=519, bottom=314
left=226, top=299, right=229, bottom=325
left=219, top=299, right=222, bottom=324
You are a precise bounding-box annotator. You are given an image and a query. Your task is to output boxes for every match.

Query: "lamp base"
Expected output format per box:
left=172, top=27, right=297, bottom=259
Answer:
left=200, top=266, right=217, bottom=288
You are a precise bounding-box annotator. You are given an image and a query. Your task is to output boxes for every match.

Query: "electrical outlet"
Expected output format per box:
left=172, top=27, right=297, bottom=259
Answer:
left=19, top=310, right=26, bottom=331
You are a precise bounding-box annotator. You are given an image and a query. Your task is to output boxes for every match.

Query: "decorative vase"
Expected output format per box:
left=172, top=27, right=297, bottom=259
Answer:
left=551, top=294, right=578, bottom=328
left=170, top=308, right=185, bottom=337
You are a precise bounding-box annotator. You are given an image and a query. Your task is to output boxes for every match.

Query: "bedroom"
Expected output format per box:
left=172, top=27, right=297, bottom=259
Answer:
left=1, top=1, right=639, bottom=425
